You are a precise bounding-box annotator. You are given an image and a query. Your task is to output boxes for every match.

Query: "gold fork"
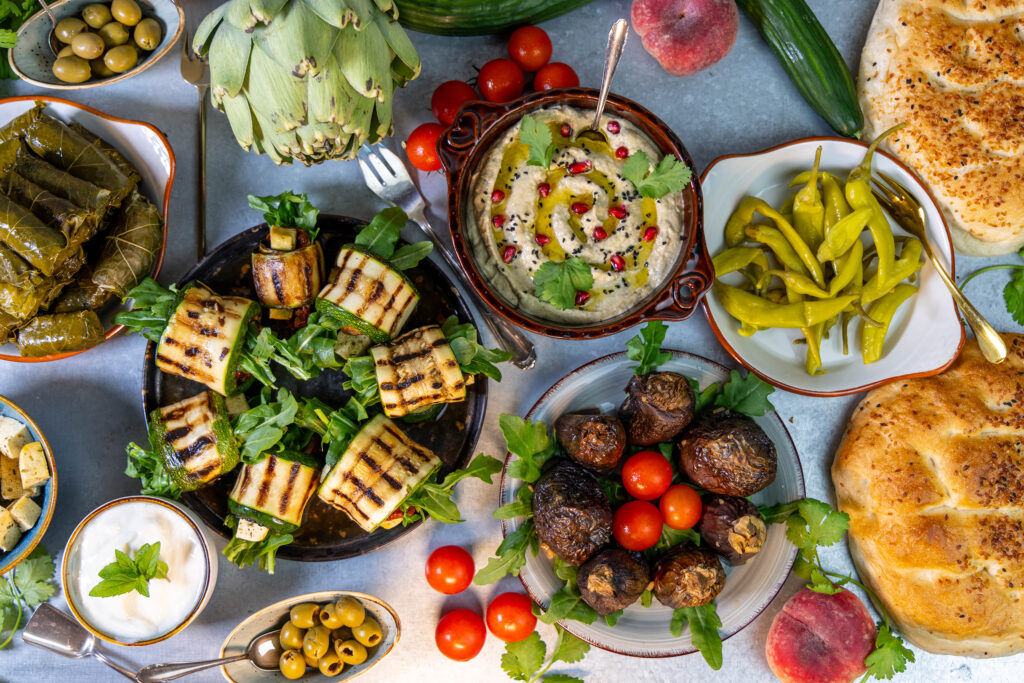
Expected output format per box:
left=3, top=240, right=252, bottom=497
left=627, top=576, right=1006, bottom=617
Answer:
left=871, top=171, right=1006, bottom=363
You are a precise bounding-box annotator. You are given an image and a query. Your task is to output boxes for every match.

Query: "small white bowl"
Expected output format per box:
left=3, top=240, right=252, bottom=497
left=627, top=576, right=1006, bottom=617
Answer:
left=62, top=496, right=217, bottom=647
left=701, top=137, right=964, bottom=396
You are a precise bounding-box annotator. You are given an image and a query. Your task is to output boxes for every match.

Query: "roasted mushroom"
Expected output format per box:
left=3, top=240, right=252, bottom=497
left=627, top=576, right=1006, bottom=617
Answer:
left=652, top=545, right=726, bottom=609
left=620, top=372, right=696, bottom=446
left=698, top=495, right=767, bottom=565
left=678, top=411, right=776, bottom=496
left=577, top=548, right=649, bottom=615
left=554, top=411, right=627, bottom=473
left=532, top=460, right=613, bottom=566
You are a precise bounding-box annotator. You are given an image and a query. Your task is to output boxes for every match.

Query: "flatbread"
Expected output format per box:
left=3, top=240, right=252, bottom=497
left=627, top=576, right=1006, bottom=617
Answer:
left=859, top=0, right=1024, bottom=256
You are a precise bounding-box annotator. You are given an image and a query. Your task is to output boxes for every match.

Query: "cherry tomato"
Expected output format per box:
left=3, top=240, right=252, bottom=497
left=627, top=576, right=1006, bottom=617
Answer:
left=533, top=62, right=579, bottom=91
left=660, top=484, right=703, bottom=530
left=613, top=500, right=663, bottom=551
left=435, top=609, right=487, bottom=661
left=621, top=450, right=674, bottom=500
left=508, top=26, right=552, bottom=72
left=424, top=545, right=474, bottom=594
left=405, top=122, right=444, bottom=172
left=485, top=592, right=537, bottom=643
left=431, top=80, right=478, bottom=126
left=478, top=58, right=525, bottom=103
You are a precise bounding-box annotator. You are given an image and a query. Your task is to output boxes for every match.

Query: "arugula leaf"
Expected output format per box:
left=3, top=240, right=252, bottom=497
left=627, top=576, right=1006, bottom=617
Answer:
left=520, top=115, right=556, bottom=168
left=686, top=377, right=720, bottom=414
left=89, top=542, right=169, bottom=598
left=604, top=611, right=622, bottom=626
left=248, top=191, right=319, bottom=239
left=474, top=520, right=538, bottom=585
left=500, top=414, right=557, bottom=483
left=223, top=515, right=293, bottom=574
left=494, top=484, right=533, bottom=520
left=1005, top=269, right=1024, bottom=326
left=0, top=29, right=16, bottom=49
left=233, top=388, right=300, bottom=463
left=864, top=621, right=915, bottom=680
left=442, top=316, right=513, bottom=381
left=674, top=603, right=723, bottom=670
left=625, top=321, right=672, bottom=375
left=0, top=547, right=56, bottom=648
left=125, top=441, right=181, bottom=499
left=502, top=631, right=547, bottom=681
left=401, top=454, right=503, bottom=525
left=536, top=560, right=598, bottom=625
left=640, top=589, right=653, bottom=608
left=294, top=397, right=362, bottom=469
left=355, top=207, right=408, bottom=259
left=115, top=278, right=182, bottom=343
left=654, top=524, right=700, bottom=553
left=621, top=150, right=692, bottom=199
left=389, top=241, right=434, bottom=270
left=599, top=477, right=628, bottom=507
left=714, top=369, right=775, bottom=416
left=533, top=258, right=594, bottom=310
left=340, top=355, right=382, bottom=419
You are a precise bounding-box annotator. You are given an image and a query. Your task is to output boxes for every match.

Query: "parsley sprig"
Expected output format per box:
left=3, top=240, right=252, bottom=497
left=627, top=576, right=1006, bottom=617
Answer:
left=961, top=246, right=1024, bottom=326
left=0, top=547, right=57, bottom=648
left=533, top=258, right=593, bottom=310
left=501, top=626, right=589, bottom=683
left=621, top=151, right=692, bottom=199
left=89, top=542, right=168, bottom=598
left=519, top=115, right=557, bottom=168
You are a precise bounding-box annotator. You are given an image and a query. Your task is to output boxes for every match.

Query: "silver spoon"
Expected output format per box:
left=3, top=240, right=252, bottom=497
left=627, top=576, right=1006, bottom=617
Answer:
left=135, top=629, right=282, bottom=682
left=37, top=0, right=64, bottom=57
left=575, top=18, right=629, bottom=145
left=21, top=603, right=136, bottom=680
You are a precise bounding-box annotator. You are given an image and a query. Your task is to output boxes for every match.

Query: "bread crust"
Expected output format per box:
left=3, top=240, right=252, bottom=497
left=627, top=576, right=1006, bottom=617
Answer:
left=832, top=334, right=1024, bottom=657
left=859, top=0, right=1024, bottom=256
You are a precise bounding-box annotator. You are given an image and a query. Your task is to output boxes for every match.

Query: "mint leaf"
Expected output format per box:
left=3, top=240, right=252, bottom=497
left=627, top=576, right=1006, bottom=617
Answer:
left=534, top=258, right=594, bottom=310
left=625, top=321, right=672, bottom=375
left=354, top=207, right=408, bottom=259
left=89, top=542, right=169, bottom=597
left=714, top=369, right=775, bottom=416
left=520, top=115, right=556, bottom=168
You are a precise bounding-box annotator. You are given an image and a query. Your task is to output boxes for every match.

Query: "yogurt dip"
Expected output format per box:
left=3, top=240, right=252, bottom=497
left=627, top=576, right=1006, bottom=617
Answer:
left=64, top=498, right=211, bottom=644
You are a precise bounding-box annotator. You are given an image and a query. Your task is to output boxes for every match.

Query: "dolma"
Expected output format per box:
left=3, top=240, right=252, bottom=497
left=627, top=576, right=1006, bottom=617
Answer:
left=14, top=151, right=112, bottom=213
left=68, top=122, right=142, bottom=187
left=0, top=191, right=68, bottom=277
left=15, top=309, right=104, bottom=357
left=0, top=310, right=18, bottom=342
left=0, top=107, right=38, bottom=146
left=0, top=242, right=41, bottom=288
left=3, top=170, right=94, bottom=243
left=51, top=277, right=112, bottom=313
left=92, top=191, right=162, bottom=296
left=0, top=139, right=19, bottom=176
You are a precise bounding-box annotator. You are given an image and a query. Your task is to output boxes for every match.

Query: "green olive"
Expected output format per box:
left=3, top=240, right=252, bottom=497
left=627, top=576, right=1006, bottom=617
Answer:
left=52, top=56, right=91, bottom=83
left=303, top=652, right=319, bottom=668
left=335, top=597, right=365, bottom=628
left=90, top=57, right=115, bottom=77
left=55, top=17, right=87, bottom=44
left=97, top=21, right=129, bottom=48
left=279, top=621, right=305, bottom=650
left=71, top=32, right=105, bottom=60
left=133, top=17, right=161, bottom=51
left=319, top=603, right=347, bottom=630
left=352, top=617, right=382, bottom=648
left=110, top=0, right=142, bottom=26
left=279, top=650, right=306, bottom=680
left=81, top=3, right=112, bottom=29
left=318, top=651, right=344, bottom=677
left=289, top=602, right=319, bottom=629
left=56, top=45, right=75, bottom=58
left=330, top=627, right=352, bottom=642
left=335, top=639, right=367, bottom=666
left=103, top=44, right=137, bottom=73
left=302, top=624, right=330, bottom=660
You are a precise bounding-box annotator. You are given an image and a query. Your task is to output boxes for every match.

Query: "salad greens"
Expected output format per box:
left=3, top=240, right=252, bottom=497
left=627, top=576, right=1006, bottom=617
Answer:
left=247, top=191, right=320, bottom=239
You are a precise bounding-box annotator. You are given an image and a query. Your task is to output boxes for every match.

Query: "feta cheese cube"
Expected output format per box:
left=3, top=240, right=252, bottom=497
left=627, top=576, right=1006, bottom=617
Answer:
left=235, top=519, right=268, bottom=542
left=0, top=508, right=21, bottom=552
left=0, top=416, right=30, bottom=460
left=19, top=442, right=49, bottom=491
left=8, top=496, right=41, bottom=532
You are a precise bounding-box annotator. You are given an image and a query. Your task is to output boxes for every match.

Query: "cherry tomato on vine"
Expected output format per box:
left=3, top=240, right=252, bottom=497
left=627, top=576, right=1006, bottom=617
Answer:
left=660, top=484, right=702, bottom=530
left=508, top=26, right=552, bottom=72
left=613, top=500, right=663, bottom=551
left=405, top=122, right=444, bottom=172
left=478, top=58, right=525, bottom=103
left=533, top=62, right=579, bottom=91
left=621, top=450, right=674, bottom=500
left=424, top=545, right=474, bottom=594
left=485, top=592, right=537, bottom=643
left=435, top=609, right=487, bottom=661
left=431, top=80, right=478, bottom=126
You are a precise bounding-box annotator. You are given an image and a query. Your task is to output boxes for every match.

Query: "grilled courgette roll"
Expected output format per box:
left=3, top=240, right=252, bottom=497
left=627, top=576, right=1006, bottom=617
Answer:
left=148, top=391, right=241, bottom=492
left=371, top=325, right=467, bottom=418
left=228, top=450, right=320, bottom=540
left=251, top=231, right=324, bottom=310
left=318, top=414, right=440, bottom=532
left=155, top=282, right=260, bottom=396
left=315, top=246, right=418, bottom=343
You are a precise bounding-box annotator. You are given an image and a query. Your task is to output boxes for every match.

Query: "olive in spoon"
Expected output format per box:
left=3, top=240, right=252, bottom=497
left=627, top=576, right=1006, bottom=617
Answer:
left=135, top=629, right=282, bottom=682
left=575, top=18, right=630, bottom=145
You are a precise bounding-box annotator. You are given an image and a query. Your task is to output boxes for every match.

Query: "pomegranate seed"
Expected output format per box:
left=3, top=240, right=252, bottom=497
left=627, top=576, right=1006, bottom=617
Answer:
left=535, top=234, right=550, bottom=245
left=592, top=227, right=607, bottom=241
left=610, top=254, right=625, bottom=271
left=615, top=146, right=629, bottom=159
left=491, top=189, right=505, bottom=203
left=560, top=123, right=572, bottom=137
left=607, top=120, right=621, bottom=134
left=502, top=245, right=517, bottom=263
left=568, top=160, right=592, bottom=175
left=492, top=214, right=505, bottom=228
left=608, top=205, right=627, bottom=219
left=574, top=290, right=591, bottom=306
left=571, top=202, right=590, bottom=215
left=643, top=226, right=659, bottom=242
left=538, top=182, right=551, bottom=198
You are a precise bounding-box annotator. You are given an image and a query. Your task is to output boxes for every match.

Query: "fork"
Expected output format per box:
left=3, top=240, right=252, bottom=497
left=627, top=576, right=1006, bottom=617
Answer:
left=871, top=171, right=1006, bottom=363
left=357, top=144, right=537, bottom=370
left=180, top=25, right=209, bottom=261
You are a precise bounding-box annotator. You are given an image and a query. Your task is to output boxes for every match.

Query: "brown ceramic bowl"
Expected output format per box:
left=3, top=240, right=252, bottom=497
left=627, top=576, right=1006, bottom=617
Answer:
left=438, top=88, right=711, bottom=339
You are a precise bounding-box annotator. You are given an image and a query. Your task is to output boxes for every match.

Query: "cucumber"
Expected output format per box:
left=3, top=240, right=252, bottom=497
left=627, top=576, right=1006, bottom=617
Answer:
left=736, top=0, right=863, bottom=138
left=228, top=450, right=320, bottom=529
left=148, top=391, right=240, bottom=492
left=395, top=0, right=596, bottom=36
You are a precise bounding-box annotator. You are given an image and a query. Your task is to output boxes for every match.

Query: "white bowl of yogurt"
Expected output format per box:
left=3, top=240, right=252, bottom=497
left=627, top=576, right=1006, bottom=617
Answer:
left=62, top=496, right=217, bottom=646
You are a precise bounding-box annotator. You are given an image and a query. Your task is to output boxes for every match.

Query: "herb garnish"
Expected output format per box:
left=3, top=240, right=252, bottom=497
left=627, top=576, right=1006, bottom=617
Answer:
left=533, top=258, right=594, bottom=310
left=353, top=206, right=434, bottom=269
left=222, top=516, right=292, bottom=575
left=399, top=454, right=503, bottom=525
left=0, top=547, right=57, bottom=648
left=519, top=115, right=556, bottom=168
left=248, top=191, right=320, bottom=239
left=671, top=603, right=723, bottom=670
left=125, top=441, right=181, bottom=499
left=621, top=151, right=692, bottom=199
left=961, top=246, right=1024, bottom=326
left=89, top=542, right=168, bottom=598
left=501, top=625, right=589, bottom=683
left=626, top=319, right=672, bottom=374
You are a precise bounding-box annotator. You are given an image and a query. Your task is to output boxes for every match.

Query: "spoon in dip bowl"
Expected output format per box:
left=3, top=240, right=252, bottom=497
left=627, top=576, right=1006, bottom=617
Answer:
left=135, top=629, right=282, bottom=682
left=575, top=18, right=629, bottom=146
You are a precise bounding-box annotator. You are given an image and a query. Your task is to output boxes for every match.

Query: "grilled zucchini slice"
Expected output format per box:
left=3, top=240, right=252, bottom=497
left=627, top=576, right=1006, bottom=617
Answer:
left=155, top=282, right=259, bottom=396
left=371, top=325, right=466, bottom=418
left=251, top=242, right=324, bottom=309
left=228, top=450, right=320, bottom=533
left=315, top=246, right=418, bottom=343
left=318, top=414, right=440, bottom=532
left=148, top=391, right=240, bottom=492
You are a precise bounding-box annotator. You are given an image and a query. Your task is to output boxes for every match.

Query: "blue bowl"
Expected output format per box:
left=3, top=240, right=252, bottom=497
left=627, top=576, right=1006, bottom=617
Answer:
left=0, top=395, right=57, bottom=575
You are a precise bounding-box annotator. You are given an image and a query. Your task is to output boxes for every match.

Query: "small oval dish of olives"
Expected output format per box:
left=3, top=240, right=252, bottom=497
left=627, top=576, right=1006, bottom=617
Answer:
left=7, top=0, right=184, bottom=90
left=219, top=591, right=399, bottom=682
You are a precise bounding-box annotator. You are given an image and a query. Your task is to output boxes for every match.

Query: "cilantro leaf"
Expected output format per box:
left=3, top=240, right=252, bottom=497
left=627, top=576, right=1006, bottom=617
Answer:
left=354, top=207, right=408, bottom=259
left=474, top=520, right=538, bottom=585
left=10, top=547, right=56, bottom=610
left=89, top=542, right=168, bottom=598
left=248, top=191, right=319, bottom=238
left=714, top=369, right=775, bottom=416
left=621, top=151, right=651, bottom=191
left=625, top=321, right=672, bottom=375
left=500, top=415, right=557, bottom=483
left=533, top=258, right=594, bottom=311
left=520, top=115, right=556, bottom=168
left=550, top=627, right=589, bottom=665
left=864, top=621, right=915, bottom=680
left=621, top=150, right=693, bottom=199
left=542, top=676, right=584, bottom=683
left=674, top=603, right=723, bottom=670
left=1004, top=269, right=1024, bottom=326
left=502, top=631, right=547, bottom=681
left=785, top=498, right=850, bottom=549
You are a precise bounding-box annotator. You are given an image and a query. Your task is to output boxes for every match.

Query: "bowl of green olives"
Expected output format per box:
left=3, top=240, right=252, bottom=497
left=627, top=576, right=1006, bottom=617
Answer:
left=219, top=591, right=400, bottom=682
left=7, top=0, right=183, bottom=89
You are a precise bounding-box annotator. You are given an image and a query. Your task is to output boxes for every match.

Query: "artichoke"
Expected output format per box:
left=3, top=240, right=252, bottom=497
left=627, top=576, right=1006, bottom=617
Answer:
left=193, top=0, right=420, bottom=165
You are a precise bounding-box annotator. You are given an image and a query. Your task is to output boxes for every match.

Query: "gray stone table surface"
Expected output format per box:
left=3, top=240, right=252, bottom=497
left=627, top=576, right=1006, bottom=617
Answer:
left=0, top=0, right=1020, bottom=681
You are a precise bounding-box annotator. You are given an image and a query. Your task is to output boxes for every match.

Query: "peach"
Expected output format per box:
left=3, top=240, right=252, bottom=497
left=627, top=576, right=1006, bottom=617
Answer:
left=631, top=0, right=740, bottom=77
left=766, top=587, right=877, bottom=683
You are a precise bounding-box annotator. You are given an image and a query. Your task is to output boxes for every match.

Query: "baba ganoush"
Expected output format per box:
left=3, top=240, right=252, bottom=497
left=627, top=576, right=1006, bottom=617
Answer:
left=467, top=105, right=686, bottom=323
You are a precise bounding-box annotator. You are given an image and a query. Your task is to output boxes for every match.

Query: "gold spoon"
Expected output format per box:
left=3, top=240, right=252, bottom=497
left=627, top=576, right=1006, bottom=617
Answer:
left=575, top=18, right=629, bottom=145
